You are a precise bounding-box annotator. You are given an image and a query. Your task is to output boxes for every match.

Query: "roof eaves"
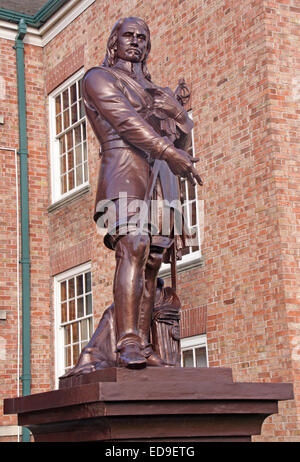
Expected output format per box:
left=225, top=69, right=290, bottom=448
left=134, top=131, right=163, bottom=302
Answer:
left=0, top=0, right=69, bottom=28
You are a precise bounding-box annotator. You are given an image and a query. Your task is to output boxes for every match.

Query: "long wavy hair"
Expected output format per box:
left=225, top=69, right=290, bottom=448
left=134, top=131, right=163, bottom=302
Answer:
left=102, top=17, right=152, bottom=81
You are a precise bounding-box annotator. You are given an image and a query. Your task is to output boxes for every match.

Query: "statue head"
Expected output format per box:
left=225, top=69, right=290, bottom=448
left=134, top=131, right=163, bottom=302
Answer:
left=103, top=17, right=152, bottom=81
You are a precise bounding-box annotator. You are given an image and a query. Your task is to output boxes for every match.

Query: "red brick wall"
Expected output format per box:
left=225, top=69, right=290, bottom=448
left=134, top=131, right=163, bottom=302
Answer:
left=0, top=35, right=19, bottom=432
left=0, top=37, right=50, bottom=436
left=24, top=43, right=51, bottom=396
left=259, top=0, right=300, bottom=440
left=1, top=0, right=300, bottom=442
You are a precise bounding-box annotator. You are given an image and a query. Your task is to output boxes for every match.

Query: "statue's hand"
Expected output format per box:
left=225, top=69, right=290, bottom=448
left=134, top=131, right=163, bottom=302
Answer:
left=145, top=88, right=183, bottom=119
left=162, top=146, right=203, bottom=186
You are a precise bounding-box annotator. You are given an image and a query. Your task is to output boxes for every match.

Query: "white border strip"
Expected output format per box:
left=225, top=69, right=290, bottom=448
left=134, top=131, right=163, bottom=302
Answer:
left=0, top=425, right=20, bottom=437
left=0, top=20, right=41, bottom=46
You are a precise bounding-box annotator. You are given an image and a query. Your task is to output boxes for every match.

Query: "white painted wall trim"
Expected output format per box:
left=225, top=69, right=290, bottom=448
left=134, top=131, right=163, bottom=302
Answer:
left=0, top=425, right=20, bottom=437
left=0, top=0, right=96, bottom=47
left=0, top=20, right=41, bottom=46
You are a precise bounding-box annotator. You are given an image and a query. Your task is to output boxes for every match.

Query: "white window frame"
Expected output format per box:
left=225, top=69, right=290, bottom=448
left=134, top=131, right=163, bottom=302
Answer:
left=53, top=262, right=92, bottom=387
left=178, top=115, right=202, bottom=265
left=180, top=334, right=209, bottom=368
left=49, top=68, right=88, bottom=204
left=159, top=112, right=203, bottom=275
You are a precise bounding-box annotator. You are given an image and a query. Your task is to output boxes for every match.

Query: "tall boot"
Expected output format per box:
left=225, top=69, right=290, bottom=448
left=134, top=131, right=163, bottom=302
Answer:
left=113, top=233, right=150, bottom=369
left=138, top=248, right=169, bottom=366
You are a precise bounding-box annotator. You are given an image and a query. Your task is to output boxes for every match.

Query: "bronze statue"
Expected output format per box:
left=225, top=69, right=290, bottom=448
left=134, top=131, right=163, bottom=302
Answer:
left=61, top=17, right=202, bottom=377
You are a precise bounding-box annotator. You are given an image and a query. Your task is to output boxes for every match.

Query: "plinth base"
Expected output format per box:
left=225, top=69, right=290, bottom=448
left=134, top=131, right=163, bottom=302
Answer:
left=4, top=368, right=293, bottom=442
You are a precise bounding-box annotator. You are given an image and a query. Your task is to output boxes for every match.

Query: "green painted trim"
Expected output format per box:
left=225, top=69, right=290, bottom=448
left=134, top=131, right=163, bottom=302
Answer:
left=0, top=0, right=69, bottom=28
left=15, top=19, right=31, bottom=443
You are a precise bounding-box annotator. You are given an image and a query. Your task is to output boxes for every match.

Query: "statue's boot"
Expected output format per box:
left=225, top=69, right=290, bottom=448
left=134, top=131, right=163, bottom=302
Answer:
left=113, top=233, right=150, bottom=369
left=143, top=343, right=169, bottom=366
left=139, top=247, right=170, bottom=367
left=117, top=337, right=146, bottom=369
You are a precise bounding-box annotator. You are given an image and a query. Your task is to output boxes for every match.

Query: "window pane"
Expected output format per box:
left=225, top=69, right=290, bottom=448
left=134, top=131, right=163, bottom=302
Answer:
left=83, top=141, right=87, bottom=160
left=61, top=281, right=67, bottom=301
left=64, top=325, right=71, bottom=345
left=61, top=174, right=67, bottom=194
left=76, top=274, right=83, bottom=295
left=65, top=346, right=71, bottom=368
left=181, top=179, right=187, bottom=202
left=76, top=165, right=83, bottom=186
left=71, top=104, right=78, bottom=124
left=88, top=317, right=93, bottom=337
left=68, top=278, right=75, bottom=299
left=68, top=149, right=74, bottom=171
left=70, top=83, right=77, bottom=105
left=80, top=319, right=88, bottom=341
left=182, top=203, right=188, bottom=224
left=69, top=299, right=75, bottom=321
left=63, top=109, right=70, bottom=130
left=82, top=121, right=86, bottom=140
left=79, top=99, right=85, bottom=118
left=182, top=349, right=194, bottom=367
left=60, top=154, right=67, bottom=174
left=75, top=125, right=81, bottom=145
left=59, top=136, right=66, bottom=154
left=73, top=344, right=79, bottom=365
left=72, top=322, right=79, bottom=343
left=181, top=246, right=190, bottom=256
left=191, top=201, right=197, bottom=227
left=55, top=95, right=61, bottom=115
left=68, top=169, right=75, bottom=190
left=187, top=181, right=196, bottom=200
left=85, top=272, right=91, bottom=292
left=75, top=144, right=82, bottom=165
left=86, top=294, right=92, bottom=315
left=66, top=130, right=73, bottom=151
left=77, top=297, right=84, bottom=318
left=62, top=89, right=69, bottom=110
left=61, top=302, right=67, bottom=323
left=196, top=347, right=207, bottom=367
left=56, top=114, right=62, bottom=134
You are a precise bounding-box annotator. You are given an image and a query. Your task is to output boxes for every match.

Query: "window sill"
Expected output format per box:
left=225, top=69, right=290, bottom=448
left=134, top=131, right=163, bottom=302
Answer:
left=159, top=253, right=204, bottom=278
left=48, top=184, right=91, bottom=213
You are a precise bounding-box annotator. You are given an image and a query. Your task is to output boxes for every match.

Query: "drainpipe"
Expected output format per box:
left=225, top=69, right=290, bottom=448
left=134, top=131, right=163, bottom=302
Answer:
left=14, top=18, right=31, bottom=443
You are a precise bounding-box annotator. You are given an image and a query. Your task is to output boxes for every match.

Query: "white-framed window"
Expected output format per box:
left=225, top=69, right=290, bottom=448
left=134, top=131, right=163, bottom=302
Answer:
left=159, top=112, right=203, bottom=276
left=49, top=69, right=88, bottom=203
left=180, top=334, right=208, bottom=368
left=54, top=262, right=93, bottom=384
left=179, top=114, right=202, bottom=265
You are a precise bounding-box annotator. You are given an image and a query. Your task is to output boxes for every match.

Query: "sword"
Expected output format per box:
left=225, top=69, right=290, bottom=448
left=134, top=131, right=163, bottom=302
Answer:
left=138, top=158, right=177, bottom=292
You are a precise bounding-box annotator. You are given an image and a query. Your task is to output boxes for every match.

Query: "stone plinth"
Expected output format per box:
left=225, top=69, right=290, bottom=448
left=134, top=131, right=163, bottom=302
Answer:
left=4, top=368, right=293, bottom=442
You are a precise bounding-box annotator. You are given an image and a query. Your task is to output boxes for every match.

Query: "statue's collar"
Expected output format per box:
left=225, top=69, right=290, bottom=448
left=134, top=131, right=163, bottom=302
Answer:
left=113, top=59, right=145, bottom=81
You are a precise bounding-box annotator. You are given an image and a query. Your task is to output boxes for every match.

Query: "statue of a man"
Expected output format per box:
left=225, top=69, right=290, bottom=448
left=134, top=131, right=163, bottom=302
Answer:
left=82, top=17, right=202, bottom=369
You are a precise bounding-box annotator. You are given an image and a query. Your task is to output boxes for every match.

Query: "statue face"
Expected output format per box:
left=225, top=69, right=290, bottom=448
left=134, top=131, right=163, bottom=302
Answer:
left=116, top=19, right=148, bottom=63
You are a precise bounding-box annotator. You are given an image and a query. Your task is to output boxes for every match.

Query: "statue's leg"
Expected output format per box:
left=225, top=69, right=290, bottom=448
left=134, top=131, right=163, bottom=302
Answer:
left=138, top=246, right=169, bottom=366
left=113, top=232, right=150, bottom=368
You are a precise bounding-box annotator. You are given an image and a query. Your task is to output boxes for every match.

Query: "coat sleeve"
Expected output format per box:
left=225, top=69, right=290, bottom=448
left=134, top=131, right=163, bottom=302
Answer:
left=162, top=86, right=194, bottom=135
left=82, top=67, right=174, bottom=159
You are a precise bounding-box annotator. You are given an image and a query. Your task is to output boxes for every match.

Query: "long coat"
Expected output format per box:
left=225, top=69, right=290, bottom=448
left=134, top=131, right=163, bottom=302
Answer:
left=82, top=61, right=193, bottom=226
